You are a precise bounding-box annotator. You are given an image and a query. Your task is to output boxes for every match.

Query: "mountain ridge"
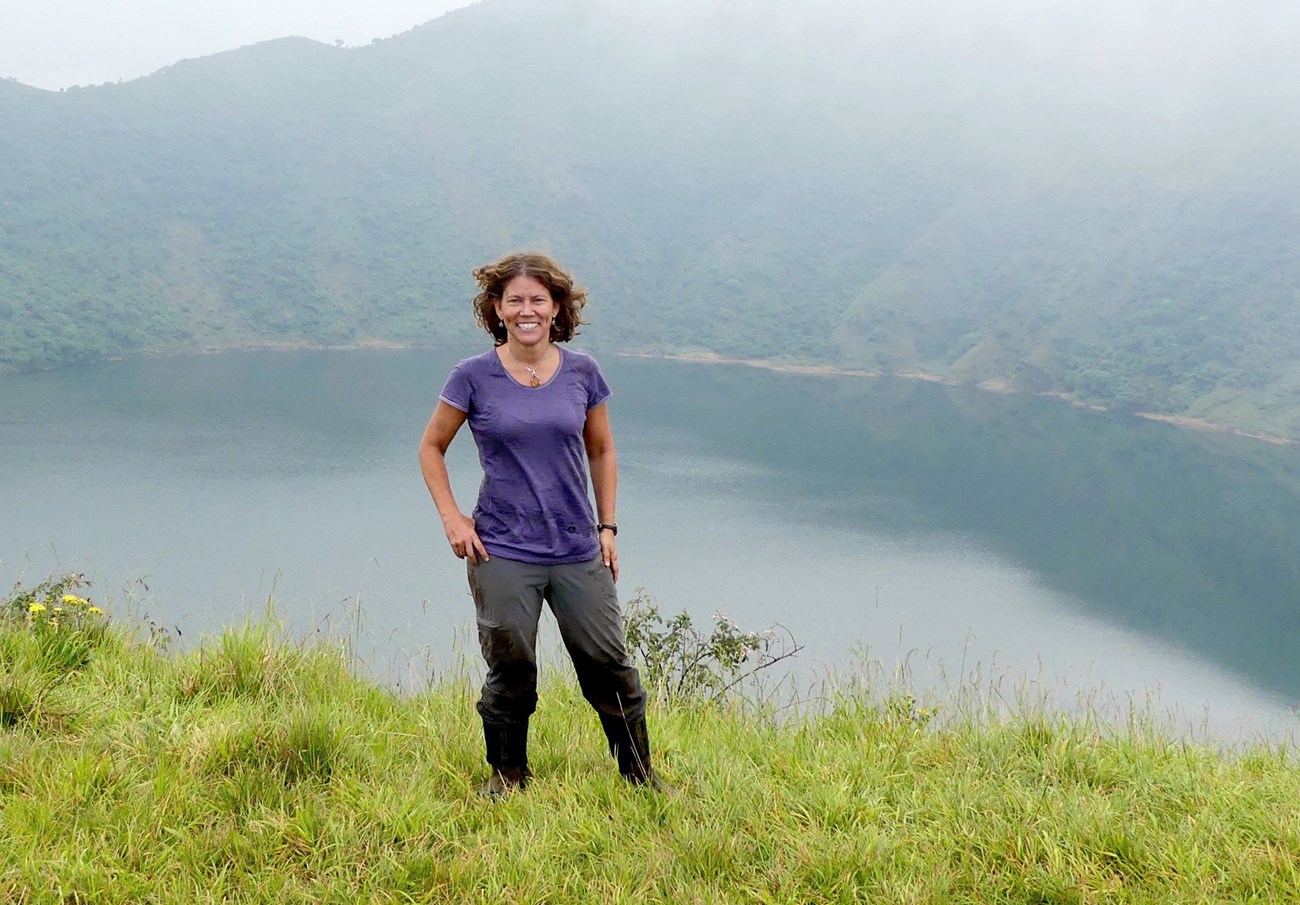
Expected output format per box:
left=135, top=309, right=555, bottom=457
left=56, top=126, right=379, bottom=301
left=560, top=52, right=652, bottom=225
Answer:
left=1, top=0, right=1296, bottom=438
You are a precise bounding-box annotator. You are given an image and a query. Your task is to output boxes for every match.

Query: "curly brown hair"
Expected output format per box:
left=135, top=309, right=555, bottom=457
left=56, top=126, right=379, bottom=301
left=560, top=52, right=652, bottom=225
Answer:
left=472, top=252, right=589, bottom=345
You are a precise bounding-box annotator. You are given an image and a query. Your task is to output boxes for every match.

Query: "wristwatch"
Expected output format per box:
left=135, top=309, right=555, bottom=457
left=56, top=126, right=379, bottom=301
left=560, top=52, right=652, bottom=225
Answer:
left=597, top=523, right=618, bottom=536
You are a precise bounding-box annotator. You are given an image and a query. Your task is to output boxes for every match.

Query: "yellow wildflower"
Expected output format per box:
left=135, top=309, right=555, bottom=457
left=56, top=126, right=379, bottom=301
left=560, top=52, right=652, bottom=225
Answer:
left=87, top=606, right=103, bottom=615
left=61, top=594, right=85, bottom=606
left=28, top=602, right=46, bottom=614
left=50, top=619, right=60, bottom=628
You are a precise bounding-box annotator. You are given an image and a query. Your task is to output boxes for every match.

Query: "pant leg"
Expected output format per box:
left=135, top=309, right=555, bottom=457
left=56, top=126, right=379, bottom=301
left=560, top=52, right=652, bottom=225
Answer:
left=468, top=556, right=547, bottom=726
left=545, top=556, right=646, bottom=722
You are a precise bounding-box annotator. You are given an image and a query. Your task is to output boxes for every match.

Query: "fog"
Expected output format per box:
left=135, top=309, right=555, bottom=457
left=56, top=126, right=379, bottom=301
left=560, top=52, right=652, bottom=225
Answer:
left=548, top=0, right=1294, bottom=188
left=6, top=0, right=1295, bottom=180
left=8, top=0, right=1298, bottom=103
left=0, top=0, right=475, bottom=90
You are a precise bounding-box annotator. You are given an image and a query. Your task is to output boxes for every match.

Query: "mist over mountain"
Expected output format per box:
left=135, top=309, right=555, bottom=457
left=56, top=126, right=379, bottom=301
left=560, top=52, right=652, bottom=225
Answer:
left=2, top=0, right=1297, bottom=437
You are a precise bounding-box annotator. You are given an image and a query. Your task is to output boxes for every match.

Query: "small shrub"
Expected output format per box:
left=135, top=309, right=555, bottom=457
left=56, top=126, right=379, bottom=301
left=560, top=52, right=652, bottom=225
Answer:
left=623, top=590, right=802, bottom=703
left=884, top=692, right=940, bottom=729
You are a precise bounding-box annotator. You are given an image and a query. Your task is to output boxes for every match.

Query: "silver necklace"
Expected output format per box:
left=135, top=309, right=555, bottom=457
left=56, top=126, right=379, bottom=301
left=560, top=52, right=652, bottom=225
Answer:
left=504, top=345, right=550, bottom=388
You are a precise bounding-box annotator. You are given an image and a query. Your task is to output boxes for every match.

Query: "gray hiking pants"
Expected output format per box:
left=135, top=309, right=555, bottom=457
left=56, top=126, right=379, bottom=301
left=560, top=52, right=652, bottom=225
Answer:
left=467, top=554, right=646, bottom=727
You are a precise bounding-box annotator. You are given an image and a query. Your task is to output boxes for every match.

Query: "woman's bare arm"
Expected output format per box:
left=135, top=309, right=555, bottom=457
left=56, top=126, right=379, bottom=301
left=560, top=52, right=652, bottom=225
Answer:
left=583, top=402, right=619, bottom=581
left=419, top=401, right=488, bottom=564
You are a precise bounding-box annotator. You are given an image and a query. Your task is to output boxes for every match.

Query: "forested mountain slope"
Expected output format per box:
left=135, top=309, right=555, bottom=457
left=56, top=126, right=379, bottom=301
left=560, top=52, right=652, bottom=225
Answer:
left=1, top=0, right=1297, bottom=437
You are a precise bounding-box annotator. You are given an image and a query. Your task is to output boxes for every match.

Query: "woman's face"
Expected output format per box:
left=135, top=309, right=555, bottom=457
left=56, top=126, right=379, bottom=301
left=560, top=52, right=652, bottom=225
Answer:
left=495, top=274, right=559, bottom=347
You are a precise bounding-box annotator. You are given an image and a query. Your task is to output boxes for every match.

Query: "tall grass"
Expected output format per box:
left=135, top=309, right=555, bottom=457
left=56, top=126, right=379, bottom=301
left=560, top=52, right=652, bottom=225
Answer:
left=1, top=578, right=1297, bottom=903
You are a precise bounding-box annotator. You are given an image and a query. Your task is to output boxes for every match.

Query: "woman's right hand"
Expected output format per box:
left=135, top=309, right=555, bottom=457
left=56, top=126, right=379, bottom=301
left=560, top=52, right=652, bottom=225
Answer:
left=444, top=512, right=489, bottom=565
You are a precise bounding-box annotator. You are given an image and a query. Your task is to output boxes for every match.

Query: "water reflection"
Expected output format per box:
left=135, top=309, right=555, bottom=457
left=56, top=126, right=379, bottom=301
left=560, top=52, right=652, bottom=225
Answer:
left=2, top=349, right=1298, bottom=719
left=615, top=357, right=1300, bottom=703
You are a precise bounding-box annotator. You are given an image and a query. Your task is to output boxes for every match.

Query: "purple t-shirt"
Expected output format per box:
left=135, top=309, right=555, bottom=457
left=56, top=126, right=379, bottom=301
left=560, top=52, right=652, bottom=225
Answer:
left=439, top=346, right=612, bottom=564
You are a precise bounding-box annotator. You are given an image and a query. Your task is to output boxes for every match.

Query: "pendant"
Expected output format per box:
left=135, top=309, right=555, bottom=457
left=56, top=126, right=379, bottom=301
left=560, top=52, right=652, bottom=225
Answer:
left=527, top=368, right=541, bottom=388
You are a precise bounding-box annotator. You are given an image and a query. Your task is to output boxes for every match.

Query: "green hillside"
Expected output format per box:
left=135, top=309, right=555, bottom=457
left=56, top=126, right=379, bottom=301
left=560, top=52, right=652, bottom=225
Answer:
left=4, top=579, right=1300, bottom=903
left=1, top=0, right=1297, bottom=437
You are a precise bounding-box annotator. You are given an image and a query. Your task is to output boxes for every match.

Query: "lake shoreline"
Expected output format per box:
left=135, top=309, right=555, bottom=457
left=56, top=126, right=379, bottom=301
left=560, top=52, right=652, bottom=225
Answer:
left=6, top=342, right=1298, bottom=734
left=618, top=350, right=1298, bottom=447
left=4, top=340, right=1293, bottom=446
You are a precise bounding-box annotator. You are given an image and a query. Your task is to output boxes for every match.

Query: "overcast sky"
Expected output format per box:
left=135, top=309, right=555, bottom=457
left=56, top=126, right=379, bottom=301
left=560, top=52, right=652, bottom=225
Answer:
left=5, top=0, right=1299, bottom=95
left=1, top=0, right=476, bottom=90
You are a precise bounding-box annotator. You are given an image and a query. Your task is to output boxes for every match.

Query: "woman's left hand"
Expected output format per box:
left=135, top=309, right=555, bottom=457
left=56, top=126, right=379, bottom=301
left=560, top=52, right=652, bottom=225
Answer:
left=600, top=531, right=619, bottom=583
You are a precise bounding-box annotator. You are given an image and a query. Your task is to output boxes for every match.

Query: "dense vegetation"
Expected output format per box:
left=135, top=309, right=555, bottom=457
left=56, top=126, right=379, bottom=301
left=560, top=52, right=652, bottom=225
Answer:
left=3, top=576, right=1299, bottom=903
left=1, top=0, right=1298, bottom=438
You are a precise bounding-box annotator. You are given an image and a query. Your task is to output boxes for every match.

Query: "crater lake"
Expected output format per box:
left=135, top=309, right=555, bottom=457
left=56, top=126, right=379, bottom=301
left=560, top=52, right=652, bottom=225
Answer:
left=3, top=349, right=1298, bottom=739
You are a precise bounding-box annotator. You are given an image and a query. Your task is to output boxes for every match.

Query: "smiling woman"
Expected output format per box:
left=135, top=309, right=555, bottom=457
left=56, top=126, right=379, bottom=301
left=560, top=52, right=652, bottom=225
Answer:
left=418, top=252, right=673, bottom=797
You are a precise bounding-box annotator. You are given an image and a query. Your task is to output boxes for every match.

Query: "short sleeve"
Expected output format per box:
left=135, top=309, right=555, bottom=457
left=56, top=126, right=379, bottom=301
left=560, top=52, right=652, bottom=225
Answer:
left=586, top=356, right=612, bottom=409
left=438, top=360, right=474, bottom=413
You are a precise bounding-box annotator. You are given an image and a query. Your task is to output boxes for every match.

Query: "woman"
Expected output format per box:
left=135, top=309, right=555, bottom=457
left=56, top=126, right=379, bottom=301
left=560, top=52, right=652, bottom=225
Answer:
left=419, top=252, right=670, bottom=796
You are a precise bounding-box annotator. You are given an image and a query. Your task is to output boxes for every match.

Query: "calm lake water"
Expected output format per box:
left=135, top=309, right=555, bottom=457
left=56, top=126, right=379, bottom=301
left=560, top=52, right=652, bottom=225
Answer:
left=3, top=349, right=1299, bottom=739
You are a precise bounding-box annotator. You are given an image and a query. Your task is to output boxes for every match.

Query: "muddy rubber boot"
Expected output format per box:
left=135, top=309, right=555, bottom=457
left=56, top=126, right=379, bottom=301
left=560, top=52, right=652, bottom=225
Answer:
left=479, top=719, right=533, bottom=798
left=599, top=713, right=676, bottom=795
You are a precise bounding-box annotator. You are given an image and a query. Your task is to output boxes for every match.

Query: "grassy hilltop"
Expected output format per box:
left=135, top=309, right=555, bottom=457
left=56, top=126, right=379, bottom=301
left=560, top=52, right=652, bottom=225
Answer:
left=3, top=576, right=1299, bottom=903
